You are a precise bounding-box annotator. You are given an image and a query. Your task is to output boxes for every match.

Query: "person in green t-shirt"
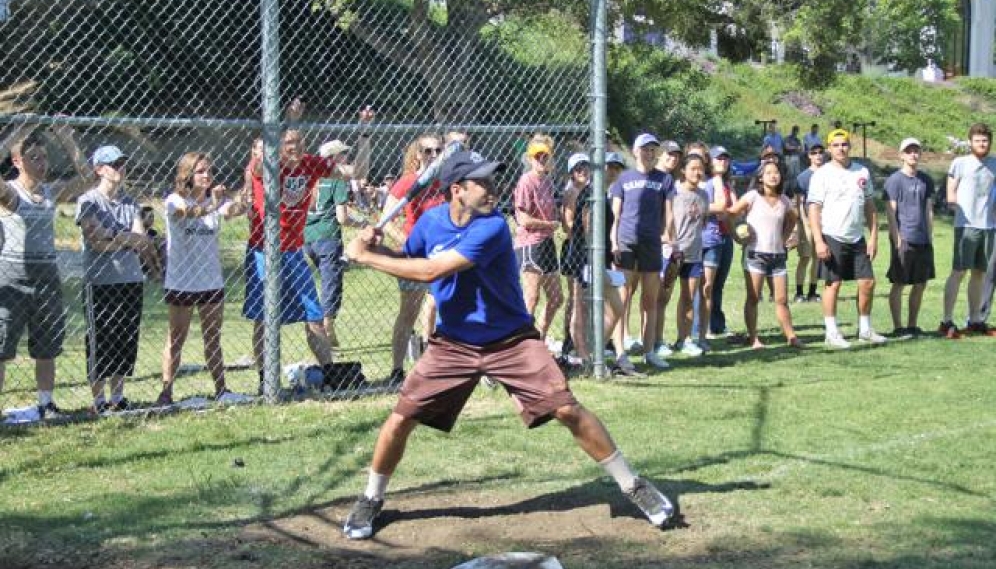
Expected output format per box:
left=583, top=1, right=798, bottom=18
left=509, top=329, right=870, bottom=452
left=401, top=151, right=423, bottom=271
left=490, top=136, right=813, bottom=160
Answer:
left=305, top=123, right=371, bottom=347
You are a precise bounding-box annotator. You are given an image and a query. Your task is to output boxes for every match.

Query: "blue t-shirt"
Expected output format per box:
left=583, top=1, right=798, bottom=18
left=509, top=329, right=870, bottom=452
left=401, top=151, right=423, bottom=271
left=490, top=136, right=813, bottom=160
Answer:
left=701, top=178, right=725, bottom=249
left=404, top=204, right=532, bottom=345
left=796, top=169, right=815, bottom=202
left=608, top=168, right=672, bottom=244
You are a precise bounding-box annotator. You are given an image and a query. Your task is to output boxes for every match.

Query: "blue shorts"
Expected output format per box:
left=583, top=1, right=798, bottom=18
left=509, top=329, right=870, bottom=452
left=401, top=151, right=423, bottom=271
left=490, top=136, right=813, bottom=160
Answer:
left=702, top=246, right=722, bottom=269
left=242, top=248, right=324, bottom=323
left=679, top=261, right=704, bottom=279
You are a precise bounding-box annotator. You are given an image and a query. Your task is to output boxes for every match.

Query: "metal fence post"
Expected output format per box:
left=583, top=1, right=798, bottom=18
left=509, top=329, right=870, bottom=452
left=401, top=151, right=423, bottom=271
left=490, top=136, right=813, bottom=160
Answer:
left=590, top=0, right=608, bottom=379
left=260, top=0, right=282, bottom=402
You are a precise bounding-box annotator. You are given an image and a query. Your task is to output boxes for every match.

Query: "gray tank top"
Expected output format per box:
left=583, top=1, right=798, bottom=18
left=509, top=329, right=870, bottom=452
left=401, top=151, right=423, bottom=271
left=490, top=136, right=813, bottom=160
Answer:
left=0, top=180, right=58, bottom=281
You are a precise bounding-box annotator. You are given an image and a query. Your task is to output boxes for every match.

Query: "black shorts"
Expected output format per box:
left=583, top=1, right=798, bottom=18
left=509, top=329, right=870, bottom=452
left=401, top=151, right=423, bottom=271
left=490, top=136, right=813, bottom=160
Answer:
left=616, top=239, right=663, bottom=273
left=85, top=282, right=144, bottom=382
left=516, top=237, right=560, bottom=275
left=164, top=288, right=225, bottom=306
left=887, top=241, right=935, bottom=285
left=818, top=235, right=875, bottom=283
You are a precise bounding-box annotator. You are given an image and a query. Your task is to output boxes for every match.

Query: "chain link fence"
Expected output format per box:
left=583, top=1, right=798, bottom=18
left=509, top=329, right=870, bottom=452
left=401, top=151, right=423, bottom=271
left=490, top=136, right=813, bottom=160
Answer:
left=0, top=0, right=592, bottom=421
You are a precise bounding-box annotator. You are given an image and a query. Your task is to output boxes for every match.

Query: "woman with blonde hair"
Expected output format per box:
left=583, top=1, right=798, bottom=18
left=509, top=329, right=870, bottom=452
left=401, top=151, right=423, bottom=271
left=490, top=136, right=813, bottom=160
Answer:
left=157, top=152, right=246, bottom=405
left=382, top=133, right=444, bottom=384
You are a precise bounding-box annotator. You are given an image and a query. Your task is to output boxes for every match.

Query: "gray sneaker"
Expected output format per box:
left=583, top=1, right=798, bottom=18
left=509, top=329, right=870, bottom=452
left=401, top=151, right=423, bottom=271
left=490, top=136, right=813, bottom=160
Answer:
left=343, top=495, right=384, bottom=540
left=857, top=329, right=888, bottom=344
left=625, top=477, right=674, bottom=527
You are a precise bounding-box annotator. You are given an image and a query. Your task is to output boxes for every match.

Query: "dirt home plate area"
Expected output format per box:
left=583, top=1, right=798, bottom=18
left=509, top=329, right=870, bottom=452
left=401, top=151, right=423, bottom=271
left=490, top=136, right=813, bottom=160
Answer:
left=231, top=487, right=703, bottom=568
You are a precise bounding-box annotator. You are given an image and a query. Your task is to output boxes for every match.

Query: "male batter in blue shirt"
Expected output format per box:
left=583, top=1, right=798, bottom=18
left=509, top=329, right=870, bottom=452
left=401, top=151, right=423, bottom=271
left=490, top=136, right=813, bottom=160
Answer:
left=342, top=151, right=675, bottom=540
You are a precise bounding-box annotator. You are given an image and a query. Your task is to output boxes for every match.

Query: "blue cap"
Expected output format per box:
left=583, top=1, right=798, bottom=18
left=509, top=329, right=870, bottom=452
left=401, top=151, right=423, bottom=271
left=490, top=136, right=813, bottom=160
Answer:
left=634, top=133, right=660, bottom=148
left=439, top=151, right=506, bottom=187
left=709, top=145, right=731, bottom=159
left=91, top=145, right=128, bottom=167
left=605, top=152, right=625, bottom=167
left=567, top=153, right=590, bottom=172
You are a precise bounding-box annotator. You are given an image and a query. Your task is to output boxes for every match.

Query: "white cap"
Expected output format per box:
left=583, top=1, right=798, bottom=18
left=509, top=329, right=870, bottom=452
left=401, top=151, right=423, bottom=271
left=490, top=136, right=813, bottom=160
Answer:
left=899, top=137, right=922, bottom=152
left=319, top=139, right=351, bottom=158
left=634, top=133, right=660, bottom=148
left=567, top=152, right=590, bottom=172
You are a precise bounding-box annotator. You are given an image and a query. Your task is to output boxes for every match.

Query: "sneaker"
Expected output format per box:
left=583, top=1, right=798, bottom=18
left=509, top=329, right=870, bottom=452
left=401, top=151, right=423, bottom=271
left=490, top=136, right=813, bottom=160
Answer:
left=91, top=401, right=110, bottom=415
left=857, top=329, right=888, bottom=344
left=806, top=292, right=822, bottom=302
left=965, top=321, right=996, bottom=337
left=615, top=353, right=636, bottom=374
left=653, top=343, right=673, bottom=358
left=891, top=327, right=913, bottom=340
left=155, top=390, right=173, bottom=406
left=623, top=336, right=641, bottom=353
left=37, top=401, right=63, bottom=420
left=824, top=332, right=851, bottom=349
left=624, top=477, right=674, bottom=528
left=343, top=495, right=384, bottom=540
left=908, top=326, right=925, bottom=338
left=793, top=293, right=807, bottom=303
left=644, top=351, right=670, bottom=369
left=679, top=340, right=703, bottom=357
left=938, top=321, right=962, bottom=339
left=108, top=398, right=130, bottom=412
left=697, top=339, right=711, bottom=353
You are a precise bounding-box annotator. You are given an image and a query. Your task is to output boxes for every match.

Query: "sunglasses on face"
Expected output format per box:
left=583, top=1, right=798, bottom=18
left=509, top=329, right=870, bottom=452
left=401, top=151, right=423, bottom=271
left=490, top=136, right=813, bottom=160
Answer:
left=421, top=146, right=442, bottom=156
left=103, top=159, right=128, bottom=171
left=532, top=153, right=550, bottom=162
left=809, top=149, right=823, bottom=155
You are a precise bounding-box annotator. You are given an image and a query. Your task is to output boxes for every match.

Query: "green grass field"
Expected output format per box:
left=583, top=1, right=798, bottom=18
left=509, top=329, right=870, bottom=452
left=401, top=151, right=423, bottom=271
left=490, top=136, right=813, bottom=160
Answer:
left=1, top=204, right=994, bottom=567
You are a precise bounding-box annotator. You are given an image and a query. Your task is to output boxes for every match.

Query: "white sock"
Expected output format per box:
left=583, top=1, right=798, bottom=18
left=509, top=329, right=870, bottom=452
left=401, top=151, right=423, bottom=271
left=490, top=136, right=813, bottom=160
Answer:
left=859, top=315, right=872, bottom=335
left=38, top=390, right=53, bottom=406
left=599, top=450, right=638, bottom=493
left=824, top=317, right=839, bottom=337
left=364, top=471, right=390, bottom=501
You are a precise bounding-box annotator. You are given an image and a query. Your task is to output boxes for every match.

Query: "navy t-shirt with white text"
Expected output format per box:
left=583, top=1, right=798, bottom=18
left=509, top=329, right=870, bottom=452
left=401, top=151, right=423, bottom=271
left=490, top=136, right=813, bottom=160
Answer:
left=404, top=204, right=532, bottom=345
left=608, top=169, right=673, bottom=244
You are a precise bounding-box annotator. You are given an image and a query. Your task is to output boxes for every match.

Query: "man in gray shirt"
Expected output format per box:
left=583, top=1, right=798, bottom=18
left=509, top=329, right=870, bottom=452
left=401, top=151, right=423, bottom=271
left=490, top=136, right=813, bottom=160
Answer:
left=884, top=138, right=935, bottom=337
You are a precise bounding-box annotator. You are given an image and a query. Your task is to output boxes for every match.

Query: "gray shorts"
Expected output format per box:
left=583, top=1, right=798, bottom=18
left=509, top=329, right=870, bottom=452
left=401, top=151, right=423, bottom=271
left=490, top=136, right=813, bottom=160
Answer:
left=953, top=227, right=995, bottom=272
left=0, top=275, right=66, bottom=360
left=516, top=237, right=560, bottom=275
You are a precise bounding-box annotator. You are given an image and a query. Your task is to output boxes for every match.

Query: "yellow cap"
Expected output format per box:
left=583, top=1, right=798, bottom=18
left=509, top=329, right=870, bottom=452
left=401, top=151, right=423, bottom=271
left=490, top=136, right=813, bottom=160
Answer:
left=826, top=129, right=850, bottom=145
left=527, top=142, right=553, bottom=158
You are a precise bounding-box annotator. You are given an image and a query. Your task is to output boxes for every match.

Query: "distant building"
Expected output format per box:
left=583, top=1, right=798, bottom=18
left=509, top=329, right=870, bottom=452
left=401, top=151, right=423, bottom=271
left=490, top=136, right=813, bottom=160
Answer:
left=950, top=0, right=995, bottom=77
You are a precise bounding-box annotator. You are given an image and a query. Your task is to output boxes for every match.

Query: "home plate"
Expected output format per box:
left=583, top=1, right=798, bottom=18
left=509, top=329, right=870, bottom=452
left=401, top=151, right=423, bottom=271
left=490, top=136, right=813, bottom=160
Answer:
left=450, top=552, right=563, bottom=569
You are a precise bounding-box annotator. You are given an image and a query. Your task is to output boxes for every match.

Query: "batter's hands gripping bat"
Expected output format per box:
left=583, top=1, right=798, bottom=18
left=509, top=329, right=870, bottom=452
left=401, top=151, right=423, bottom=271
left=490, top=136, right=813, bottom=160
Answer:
left=373, top=139, right=464, bottom=229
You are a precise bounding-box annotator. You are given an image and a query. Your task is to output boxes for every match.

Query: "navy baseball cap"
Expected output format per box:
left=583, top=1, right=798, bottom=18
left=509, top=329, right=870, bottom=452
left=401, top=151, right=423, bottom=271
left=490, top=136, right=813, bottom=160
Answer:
left=439, top=151, right=506, bottom=187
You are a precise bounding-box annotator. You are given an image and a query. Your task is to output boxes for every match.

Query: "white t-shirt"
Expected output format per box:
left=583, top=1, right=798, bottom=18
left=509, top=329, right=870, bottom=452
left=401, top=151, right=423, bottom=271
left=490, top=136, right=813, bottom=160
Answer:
left=742, top=190, right=793, bottom=254
left=808, top=161, right=874, bottom=244
left=948, top=154, right=996, bottom=229
left=164, top=193, right=232, bottom=292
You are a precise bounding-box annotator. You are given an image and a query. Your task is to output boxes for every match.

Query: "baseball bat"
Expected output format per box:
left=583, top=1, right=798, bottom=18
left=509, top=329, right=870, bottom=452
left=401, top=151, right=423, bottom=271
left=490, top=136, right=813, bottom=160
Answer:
left=373, top=139, right=463, bottom=229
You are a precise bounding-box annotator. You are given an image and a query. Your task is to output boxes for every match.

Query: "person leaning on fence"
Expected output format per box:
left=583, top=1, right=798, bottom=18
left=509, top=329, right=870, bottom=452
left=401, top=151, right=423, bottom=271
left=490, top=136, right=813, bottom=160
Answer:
left=243, top=99, right=356, bottom=392
left=305, top=109, right=373, bottom=351
left=76, top=145, right=162, bottom=413
left=939, top=123, right=996, bottom=339
left=380, top=133, right=446, bottom=385
left=884, top=138, right=935, bottom=338
left=0, top=124, right=88, bottom=419
left=513, top=135, right=564, bottom=345
left=559, top=152, right=592, bottom=368
left=157, top=152, right=248, bottom=406
left=727, top=160, right=803, bottom=349
left=807, top=128, right=887, bottom=349
left=340, top=150, right=676, bottom=541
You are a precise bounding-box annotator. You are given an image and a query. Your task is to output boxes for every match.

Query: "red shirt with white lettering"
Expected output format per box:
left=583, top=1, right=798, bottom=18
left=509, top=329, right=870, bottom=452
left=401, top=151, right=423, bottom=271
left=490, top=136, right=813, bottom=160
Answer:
left=247, top=154, right=334, bottom=251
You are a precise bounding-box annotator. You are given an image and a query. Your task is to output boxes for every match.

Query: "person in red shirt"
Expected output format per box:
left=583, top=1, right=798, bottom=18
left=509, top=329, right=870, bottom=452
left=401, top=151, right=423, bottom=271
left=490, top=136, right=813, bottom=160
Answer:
left=243, top=99, right=360, bottom=392
left=381, top=134, right=446, bottom=384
